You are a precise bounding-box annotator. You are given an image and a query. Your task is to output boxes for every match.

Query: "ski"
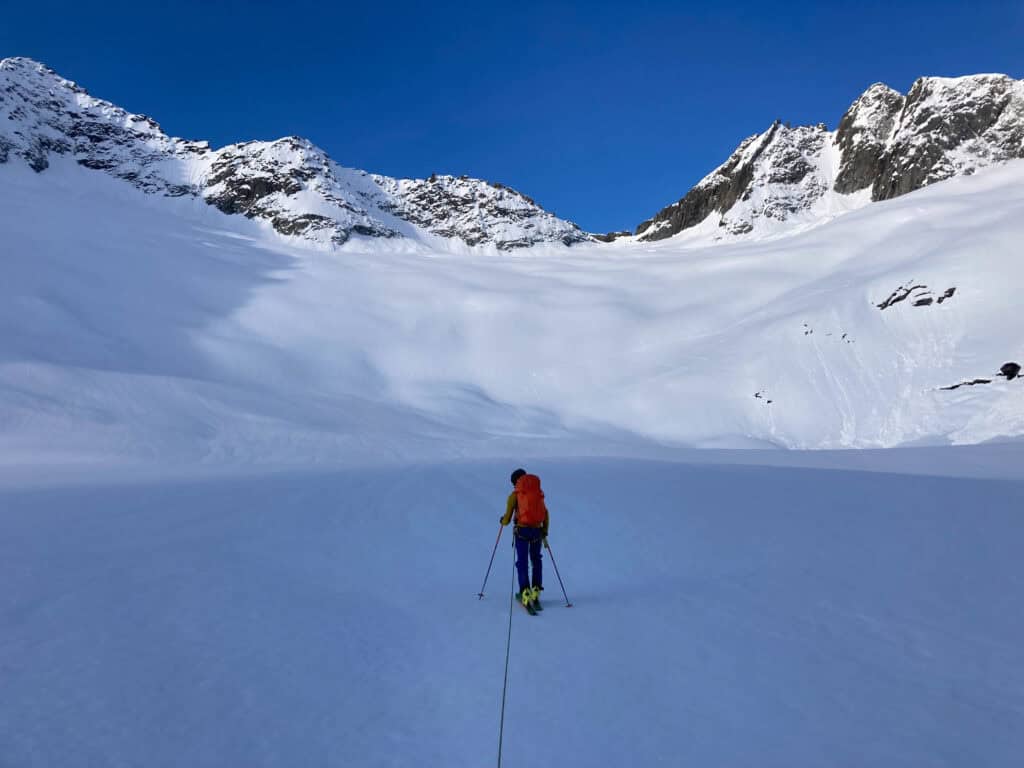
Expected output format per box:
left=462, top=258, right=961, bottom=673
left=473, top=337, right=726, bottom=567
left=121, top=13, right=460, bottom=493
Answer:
left=516, top=592, right=538, bottom=615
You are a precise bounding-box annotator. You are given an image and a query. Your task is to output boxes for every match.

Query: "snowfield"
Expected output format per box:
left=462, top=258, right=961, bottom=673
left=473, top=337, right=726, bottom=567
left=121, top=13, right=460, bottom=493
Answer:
left=2, top=117, right=1024, bottom=765
left=1, top=455, right=1022, bottom=767
left=2, top=157, right=1024, bottom=462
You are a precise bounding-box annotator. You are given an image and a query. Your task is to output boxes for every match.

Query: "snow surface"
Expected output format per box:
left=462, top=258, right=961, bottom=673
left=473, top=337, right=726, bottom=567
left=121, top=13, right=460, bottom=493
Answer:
left=1, top=453, right=1022, bottom=767
left=3, top=156, right=1023, bottom=461
left=3, top=61, right=1024, bottom=767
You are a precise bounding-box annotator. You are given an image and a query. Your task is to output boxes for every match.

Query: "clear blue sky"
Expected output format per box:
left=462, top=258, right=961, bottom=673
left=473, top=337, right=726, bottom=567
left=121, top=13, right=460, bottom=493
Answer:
left=2, top=0, right=1021, bottom=232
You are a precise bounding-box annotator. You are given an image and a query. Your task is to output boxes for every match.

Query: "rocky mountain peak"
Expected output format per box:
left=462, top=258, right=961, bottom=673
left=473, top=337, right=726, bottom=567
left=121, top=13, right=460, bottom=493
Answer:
left=371, top=173, right=588, bottom=248
left=833, top=83, right=904, bottom=194
left=872, top=73, right=1024, bottom=200
left=637, top=72, right=1024, bottom=243
left=0, top=57, right=587, bottom=251
left=636, top=120, right=832, bottom=241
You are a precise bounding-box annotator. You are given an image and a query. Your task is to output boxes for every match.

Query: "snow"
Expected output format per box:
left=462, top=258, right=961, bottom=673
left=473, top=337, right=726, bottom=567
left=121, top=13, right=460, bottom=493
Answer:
left=638, top=73, right=1024, bottom=245
left=1, top=453, right=1022, bottom=766
left=3, top=155, right=1024, bottom=463
left=3, top=58, right=1024, bottom=767
left=0, top=58, right=586, bottom=251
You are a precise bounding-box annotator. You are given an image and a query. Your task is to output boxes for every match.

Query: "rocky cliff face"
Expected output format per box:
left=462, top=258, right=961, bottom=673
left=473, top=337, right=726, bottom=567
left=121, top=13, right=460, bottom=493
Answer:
left=636, top=122, right=832, bottom=240
left=370, top=173, right=588, bottom=248
left=833, top=83, right=905, bottom=194
left=5, top=57, right=1024, bottom=251
left=872, top=75, right=1024, bottom=200
left=0, top=57, right=587, bottom=250
left=638, top=74, right=1024, bottom=242
left=0, top=57, right=207, bottom=194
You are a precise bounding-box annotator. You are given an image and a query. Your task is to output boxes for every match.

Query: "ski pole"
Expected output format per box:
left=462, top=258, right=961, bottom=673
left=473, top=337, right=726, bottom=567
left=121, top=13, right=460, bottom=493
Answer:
left=544, top=539, right=573, bottom=607
left=478, top=525, right=505, bottom=598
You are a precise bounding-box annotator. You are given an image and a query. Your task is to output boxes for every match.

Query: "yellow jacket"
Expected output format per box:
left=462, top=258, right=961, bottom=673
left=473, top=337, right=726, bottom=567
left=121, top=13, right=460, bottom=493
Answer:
left=501, top=491, right=549, bottom=536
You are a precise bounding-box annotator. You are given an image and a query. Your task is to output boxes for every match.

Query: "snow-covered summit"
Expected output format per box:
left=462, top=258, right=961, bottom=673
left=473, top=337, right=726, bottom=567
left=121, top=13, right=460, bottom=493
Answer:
left=637, top=73, right=1024, bottom=242
left=0, top=57, right=588, bottom=250
left=0, top=57, right=208, bottom=192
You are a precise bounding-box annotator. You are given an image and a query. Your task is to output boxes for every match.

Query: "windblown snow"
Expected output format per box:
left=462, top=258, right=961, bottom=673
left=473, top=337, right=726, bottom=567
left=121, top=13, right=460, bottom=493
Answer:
left=2, top=152, right=1023, bottom=460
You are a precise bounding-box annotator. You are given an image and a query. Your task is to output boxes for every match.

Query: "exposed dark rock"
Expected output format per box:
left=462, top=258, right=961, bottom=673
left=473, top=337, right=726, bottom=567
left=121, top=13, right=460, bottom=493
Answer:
left=0, top=57, right=584, bottom=251
left=25, top=142, right=49, bottom=172
left=635, top=73, right=1024, bottom=241
left=873, top=75, right=1024, bottom=201
left=940, top=362, right=1021, bottom=390
left=637, top=120, right=832, bottom=241
left=635, top=125, right=777, bottom=241
left=270, top=213, right=333, bottom=236
left=834, top=84, right=905, bottom=194
left=877, top=284, right=957, bottom=310
left=877, top=285, right=922, bottom=309
left=371, top=173, right=589, bottom=250
left=940, top=378, right=993, bottom=390
left=593, top=231, right=632, bottom=243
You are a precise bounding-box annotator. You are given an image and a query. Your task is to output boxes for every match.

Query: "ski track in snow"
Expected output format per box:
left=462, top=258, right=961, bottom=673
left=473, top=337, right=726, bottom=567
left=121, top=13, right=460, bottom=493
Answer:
left=1, top=456, right=1022, bottom=766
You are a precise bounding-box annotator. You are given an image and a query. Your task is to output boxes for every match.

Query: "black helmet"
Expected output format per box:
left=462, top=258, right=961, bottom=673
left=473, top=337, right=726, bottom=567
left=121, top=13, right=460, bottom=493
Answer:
left=510, top=468, right=527, bottom=486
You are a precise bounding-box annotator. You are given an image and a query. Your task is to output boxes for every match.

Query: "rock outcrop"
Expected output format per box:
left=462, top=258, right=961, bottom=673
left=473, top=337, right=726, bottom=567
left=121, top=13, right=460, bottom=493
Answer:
left=636, top=122, right=831, bottom=241
left=0, top=57, right=587, bottom=250
left=637, top=74, right=1024, bottom=242
left=370, top=173, right=589, bottom=248
left=833, top=84, right=905, bottom=194
left=872, top=75, right=1024, bottom=200
left=5, top=57, right=1024, bottom=250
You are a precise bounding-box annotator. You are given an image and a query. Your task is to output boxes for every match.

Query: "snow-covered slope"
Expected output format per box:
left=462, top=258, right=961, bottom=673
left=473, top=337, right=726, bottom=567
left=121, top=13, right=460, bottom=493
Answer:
left=0, top=57, right=587, bottom=250
left=2, top=57, right=1023, bottom=459
left=637, top=74, right=1024, bottom=243
left=2, top=152, right=1023, bottom=462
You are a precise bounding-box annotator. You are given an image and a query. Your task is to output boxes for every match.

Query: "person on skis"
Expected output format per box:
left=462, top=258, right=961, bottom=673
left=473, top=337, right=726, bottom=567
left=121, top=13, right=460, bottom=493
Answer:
left=500, top=468, right=549, bottom=612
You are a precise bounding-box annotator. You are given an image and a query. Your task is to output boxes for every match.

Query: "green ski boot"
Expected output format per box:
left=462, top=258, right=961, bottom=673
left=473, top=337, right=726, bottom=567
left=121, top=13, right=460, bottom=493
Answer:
left=516, top=590, right=537, bottom=615
left=530, top=586, right=543, bottom=611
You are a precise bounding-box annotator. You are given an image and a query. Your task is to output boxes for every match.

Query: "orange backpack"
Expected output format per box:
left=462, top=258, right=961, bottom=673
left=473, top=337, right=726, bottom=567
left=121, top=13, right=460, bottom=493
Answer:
left=515, top=474, right=547, bottom=527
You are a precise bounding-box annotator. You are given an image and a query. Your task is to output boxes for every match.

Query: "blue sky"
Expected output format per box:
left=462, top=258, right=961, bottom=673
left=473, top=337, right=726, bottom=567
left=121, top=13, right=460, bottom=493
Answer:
left=2, top=0, right=1021, bottom=232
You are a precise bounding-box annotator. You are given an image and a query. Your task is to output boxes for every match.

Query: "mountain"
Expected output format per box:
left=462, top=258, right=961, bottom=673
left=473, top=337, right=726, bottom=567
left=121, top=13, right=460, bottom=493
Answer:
left=3, top=139, right=1023, bottom=459
left=636, top=74, right=1024, bottom=242
left=1, top=56, right=1023, bottom=457
left=0, top=57, right=588, bottom=250
left=6, top=57, right=1023, bottom=249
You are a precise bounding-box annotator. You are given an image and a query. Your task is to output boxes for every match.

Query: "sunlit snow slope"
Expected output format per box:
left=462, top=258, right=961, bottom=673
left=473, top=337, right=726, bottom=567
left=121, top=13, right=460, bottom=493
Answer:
left=2, top=156, right=1024, bottom=462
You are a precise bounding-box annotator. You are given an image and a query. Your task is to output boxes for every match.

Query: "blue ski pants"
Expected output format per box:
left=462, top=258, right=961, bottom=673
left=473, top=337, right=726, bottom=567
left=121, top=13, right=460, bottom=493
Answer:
left=514, top=526, right=544, bottom=592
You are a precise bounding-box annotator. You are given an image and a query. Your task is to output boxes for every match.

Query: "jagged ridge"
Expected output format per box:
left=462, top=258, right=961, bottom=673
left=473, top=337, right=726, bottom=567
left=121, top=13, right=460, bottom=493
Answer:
left=637, top=74, right=1024, bottom=242
left=0, top=57, right=588, bottom=250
